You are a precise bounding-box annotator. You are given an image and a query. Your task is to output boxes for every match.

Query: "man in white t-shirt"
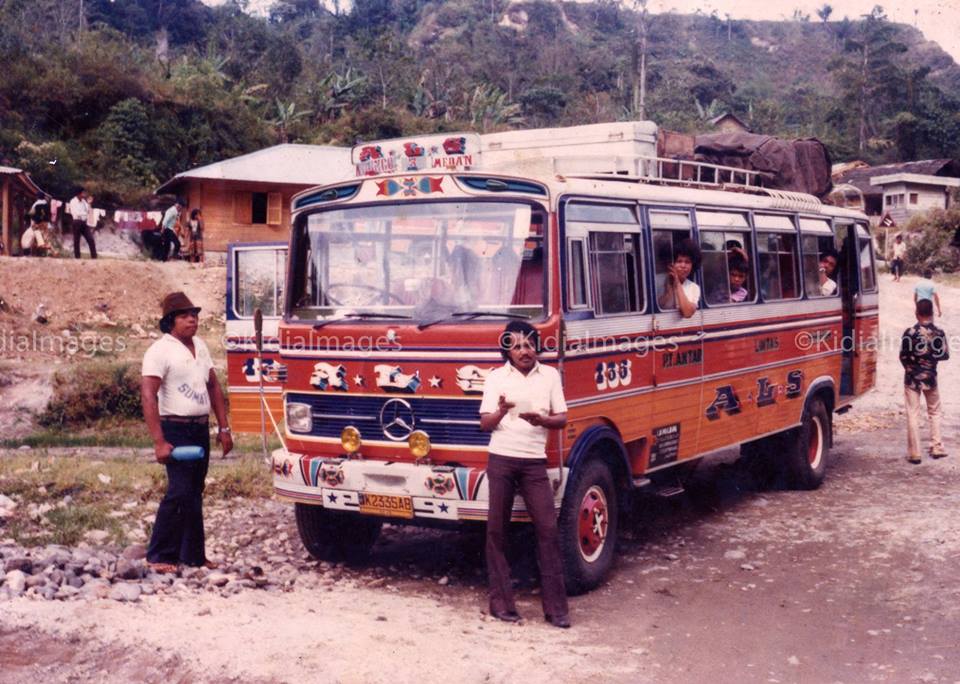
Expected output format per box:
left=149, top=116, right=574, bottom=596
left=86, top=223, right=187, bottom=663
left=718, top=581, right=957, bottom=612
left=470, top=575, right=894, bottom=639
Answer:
left=66, top=188, right=96, bottom=259
left=657, top=238, right=701, bottom=318
left=141, top=291, right=233, bottom=573
left=890, top=234, right=906, bottom=282
left=479, top=321, right=570, bottom=628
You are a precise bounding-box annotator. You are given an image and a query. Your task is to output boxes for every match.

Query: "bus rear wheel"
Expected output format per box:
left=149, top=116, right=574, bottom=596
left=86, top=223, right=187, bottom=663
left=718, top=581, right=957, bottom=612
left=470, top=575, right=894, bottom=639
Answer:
left=295, top=503, right=382, bottom=562
left=741, top=398, right=830, bottom=490
left=783, top=397, right=830, bottom=490
left=558, top=459, right=619, bottom=595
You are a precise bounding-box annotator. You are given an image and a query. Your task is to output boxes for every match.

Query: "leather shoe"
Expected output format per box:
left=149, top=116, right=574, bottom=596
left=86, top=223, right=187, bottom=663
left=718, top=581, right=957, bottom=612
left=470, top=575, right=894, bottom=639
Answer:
left=490, top=609, right=521, bottom=623
left=545, top=614, right=571, bottom=629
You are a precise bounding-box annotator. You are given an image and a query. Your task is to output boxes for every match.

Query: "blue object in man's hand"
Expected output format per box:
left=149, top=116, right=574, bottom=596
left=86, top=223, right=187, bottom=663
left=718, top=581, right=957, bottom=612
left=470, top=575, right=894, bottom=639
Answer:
left=170, top=445, right=205, bottom=461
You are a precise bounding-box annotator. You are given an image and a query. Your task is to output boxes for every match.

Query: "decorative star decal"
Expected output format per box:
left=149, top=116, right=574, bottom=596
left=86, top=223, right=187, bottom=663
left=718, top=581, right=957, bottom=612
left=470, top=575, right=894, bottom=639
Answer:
left=327, top=493, right=338, bottom=503
left=438, top=502, right=449, bottom=513
left=353, top=375, right=364, bottom=387
left=428, top=375, right=443, bottom=388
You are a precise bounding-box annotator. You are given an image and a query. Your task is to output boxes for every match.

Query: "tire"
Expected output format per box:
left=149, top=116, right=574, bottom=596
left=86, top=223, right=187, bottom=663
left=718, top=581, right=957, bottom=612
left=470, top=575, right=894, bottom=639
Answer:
left=295, top=503, right=382, bottom=562
left=558, top=459, right=619, bottom=595
left=783, top=397, right=831, bottom=490
left=741, top=398, right=830, bottom=491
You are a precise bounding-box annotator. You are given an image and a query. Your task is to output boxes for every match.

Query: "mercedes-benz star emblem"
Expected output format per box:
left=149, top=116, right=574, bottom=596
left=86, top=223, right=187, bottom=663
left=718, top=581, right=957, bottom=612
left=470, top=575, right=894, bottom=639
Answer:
left=379, top=398, right=416, bottom=441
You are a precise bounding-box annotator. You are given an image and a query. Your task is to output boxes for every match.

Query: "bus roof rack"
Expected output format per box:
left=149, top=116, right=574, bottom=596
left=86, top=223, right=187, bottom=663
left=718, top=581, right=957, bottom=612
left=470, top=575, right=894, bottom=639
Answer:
left=555, top=154, right=822, bottom=211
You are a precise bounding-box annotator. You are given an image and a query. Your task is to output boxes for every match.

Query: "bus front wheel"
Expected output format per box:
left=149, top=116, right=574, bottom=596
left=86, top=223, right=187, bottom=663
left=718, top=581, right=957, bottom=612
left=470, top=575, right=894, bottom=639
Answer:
left=558, top=459, right=619, bottom=595
left=295, top=503, right=381, bottom=562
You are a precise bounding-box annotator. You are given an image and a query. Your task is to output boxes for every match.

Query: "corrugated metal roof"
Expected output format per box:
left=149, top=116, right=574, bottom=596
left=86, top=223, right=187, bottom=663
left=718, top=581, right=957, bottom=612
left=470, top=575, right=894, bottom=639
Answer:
left=156, top=144, right=353, bottom=194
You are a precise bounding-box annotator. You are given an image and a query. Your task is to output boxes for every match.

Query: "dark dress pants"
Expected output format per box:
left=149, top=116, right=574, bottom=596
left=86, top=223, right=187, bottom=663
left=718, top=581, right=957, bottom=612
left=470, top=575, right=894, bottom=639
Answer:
left=72, top=219, right=97, bottom=259
left=485, top=453, right=569, bottom=619
left=146, top=420, right=211, bottom=566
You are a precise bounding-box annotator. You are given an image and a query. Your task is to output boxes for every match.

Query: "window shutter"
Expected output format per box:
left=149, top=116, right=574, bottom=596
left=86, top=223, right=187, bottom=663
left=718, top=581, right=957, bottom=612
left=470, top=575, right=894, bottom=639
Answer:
left=267, top=192, right=282, bottom=225
left=233, top=191, right=252, bottom=224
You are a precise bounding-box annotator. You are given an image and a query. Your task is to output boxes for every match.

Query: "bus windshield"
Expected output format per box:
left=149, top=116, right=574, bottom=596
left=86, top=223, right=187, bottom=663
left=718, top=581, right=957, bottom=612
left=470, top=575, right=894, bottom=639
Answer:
left=290, top=201, right=546, bottom=323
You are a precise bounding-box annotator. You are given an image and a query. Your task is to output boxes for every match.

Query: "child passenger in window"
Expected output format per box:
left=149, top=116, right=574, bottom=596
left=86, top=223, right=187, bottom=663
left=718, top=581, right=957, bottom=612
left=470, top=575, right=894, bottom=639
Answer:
left=658, top=238, right=701, bottom=318
left=708, top=255, right=749, bottom=304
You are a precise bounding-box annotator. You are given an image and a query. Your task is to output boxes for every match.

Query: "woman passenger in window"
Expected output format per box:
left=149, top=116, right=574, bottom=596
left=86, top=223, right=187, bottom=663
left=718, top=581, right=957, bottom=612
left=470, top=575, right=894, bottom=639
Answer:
left=658, top=238, right=701, bottom=318
left=818, top=248, right=839, bottom=296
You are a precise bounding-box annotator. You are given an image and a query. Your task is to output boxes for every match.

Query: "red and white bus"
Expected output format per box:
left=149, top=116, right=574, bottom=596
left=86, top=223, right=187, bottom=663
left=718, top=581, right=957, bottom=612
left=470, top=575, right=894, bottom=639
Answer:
left=226, top=123, right=878, bottom=592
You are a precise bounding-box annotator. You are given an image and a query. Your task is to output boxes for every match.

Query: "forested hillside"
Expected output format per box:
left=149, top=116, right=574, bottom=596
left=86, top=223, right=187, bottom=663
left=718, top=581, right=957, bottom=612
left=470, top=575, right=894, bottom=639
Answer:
left=1, top=0, right=958, bottom=205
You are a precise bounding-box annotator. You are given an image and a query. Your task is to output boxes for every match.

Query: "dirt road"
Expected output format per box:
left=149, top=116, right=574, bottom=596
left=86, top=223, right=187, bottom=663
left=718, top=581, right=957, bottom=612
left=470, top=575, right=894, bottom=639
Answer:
left=2, top=275, right=958, bottom=683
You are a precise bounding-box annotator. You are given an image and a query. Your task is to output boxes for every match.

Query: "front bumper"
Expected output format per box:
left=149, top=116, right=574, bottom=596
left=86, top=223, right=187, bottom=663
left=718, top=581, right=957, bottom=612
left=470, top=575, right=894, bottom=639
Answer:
left=272, top=449, right=567, bottom=522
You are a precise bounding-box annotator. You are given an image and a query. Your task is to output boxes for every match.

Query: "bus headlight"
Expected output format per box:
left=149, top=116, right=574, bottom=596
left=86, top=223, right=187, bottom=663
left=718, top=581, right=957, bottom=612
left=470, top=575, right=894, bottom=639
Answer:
left=408, top=430, right=431, bottom=459
left=341, top=426, right=362, bottom=454
left=286, top=402, right=312, bottom=433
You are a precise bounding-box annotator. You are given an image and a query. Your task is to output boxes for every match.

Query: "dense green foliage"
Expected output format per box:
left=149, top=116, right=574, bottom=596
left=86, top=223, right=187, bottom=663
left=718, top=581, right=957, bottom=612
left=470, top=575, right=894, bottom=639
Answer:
left=1, top=0, right=958, bottom=204
left=903, top=206, right=960, bottom=273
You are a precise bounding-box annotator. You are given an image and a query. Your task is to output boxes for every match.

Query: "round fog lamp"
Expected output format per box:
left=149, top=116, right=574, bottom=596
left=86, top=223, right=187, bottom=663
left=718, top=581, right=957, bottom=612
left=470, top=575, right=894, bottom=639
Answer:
left=341, top=426, right=362, bottom=454
left=408, top=430, right=431, bottom=459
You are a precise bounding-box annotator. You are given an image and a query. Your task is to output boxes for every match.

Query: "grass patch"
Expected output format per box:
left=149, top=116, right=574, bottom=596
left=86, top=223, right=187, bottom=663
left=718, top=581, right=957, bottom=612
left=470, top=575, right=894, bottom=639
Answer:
left=39, top=363, right=142, bottom=428
left=0, top=451, right=274, bottom=547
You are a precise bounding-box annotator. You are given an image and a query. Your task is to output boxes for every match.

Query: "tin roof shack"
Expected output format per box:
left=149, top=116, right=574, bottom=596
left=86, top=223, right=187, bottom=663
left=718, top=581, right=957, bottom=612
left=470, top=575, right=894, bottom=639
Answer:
left=833, top=159, right=960, bottom=224
left=156, top=144, right=352, bottom=252
left=708, top=112, right=750, bottom=134
left=0, top=166, right=43, bottom=256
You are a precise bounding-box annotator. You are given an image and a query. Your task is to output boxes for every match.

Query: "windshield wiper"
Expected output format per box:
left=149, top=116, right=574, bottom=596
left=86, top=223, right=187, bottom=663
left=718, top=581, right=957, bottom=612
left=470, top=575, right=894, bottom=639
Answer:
left=313, top=312, right=413, bottom=329
left=417, top=311, right=531, bottom=331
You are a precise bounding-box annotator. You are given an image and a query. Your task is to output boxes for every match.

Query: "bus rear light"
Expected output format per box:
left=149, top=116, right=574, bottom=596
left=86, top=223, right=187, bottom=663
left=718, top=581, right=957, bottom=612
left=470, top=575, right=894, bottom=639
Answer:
left=286, top=403, right=312, bottom=433
left=341, top=426, right=362, bottom=454
left=408, top=430, right=431, bottom=459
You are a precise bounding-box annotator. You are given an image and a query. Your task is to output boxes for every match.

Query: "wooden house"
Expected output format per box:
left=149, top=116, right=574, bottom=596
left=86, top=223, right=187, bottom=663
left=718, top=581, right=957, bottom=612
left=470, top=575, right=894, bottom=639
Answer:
left=0, top=166, right=44, bottom=255
left=833, top=159, right=960, bottom=225
left=155, top=144, right=352, bottom=252
left=708, top=112, right=750, bottom=134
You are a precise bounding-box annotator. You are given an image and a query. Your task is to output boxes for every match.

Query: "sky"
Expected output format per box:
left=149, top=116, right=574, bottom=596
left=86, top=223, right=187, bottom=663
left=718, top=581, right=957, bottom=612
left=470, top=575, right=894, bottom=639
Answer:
left=202, top=0, right=960, bottom=64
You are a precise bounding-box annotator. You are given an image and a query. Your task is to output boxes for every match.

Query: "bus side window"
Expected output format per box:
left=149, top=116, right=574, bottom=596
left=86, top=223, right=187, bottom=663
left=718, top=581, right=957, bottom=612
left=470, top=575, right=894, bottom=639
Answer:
left=801, top=234, right=839, bottom=298
left=701, top=229, right=754, bottom=305
left=858, top=226, right=877, bottom=292
left=652, top=229, right=684, bottom=307
left=588, top=232, right=643, bottom=315
left=757, top=231, right=799, bottom=301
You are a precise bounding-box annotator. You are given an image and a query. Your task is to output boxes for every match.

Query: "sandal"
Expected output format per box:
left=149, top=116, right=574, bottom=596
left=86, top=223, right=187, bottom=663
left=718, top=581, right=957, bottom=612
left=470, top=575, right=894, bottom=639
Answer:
left=148, top=562, right=179, bottom=574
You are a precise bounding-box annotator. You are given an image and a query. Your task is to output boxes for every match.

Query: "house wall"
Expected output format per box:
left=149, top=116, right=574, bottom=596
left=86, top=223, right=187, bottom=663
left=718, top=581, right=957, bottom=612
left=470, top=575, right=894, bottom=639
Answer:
left=881, top=182, right=948, bottom=225
left=179, top=179, right=313, bottom=252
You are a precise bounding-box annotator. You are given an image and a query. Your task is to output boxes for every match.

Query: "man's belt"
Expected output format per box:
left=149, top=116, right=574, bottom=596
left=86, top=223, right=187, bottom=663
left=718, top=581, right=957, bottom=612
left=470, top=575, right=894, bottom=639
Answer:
left=160, top=415, right=209, bottom=424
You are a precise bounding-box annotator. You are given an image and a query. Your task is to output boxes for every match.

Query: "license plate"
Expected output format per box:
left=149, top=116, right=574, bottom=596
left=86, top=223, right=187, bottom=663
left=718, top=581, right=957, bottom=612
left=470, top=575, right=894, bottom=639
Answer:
left=357, top=493, right=414, bottom=519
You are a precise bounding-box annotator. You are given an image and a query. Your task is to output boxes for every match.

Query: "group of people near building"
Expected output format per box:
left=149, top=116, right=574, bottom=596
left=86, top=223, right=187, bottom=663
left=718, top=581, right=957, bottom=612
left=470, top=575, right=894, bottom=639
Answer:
left=153, top=198, right=205, bottom=264
left=18, top=189, right=204, bottom=263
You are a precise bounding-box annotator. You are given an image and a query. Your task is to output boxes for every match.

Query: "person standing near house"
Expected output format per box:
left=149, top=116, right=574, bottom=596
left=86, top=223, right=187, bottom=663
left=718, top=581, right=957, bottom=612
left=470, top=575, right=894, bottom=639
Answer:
left=160, top=198, right=185, bottom=262
left=187, top=208, right=205, bottom=265
left=479, top=321, right=571, bottom=629
left=21, top=196, right=51, bottom=256
left=890, top=234, right=906, bottom=282
left=914, top=269, right=943, bottom=318
left=141, top=291, right=233, bottom=572
left=900, top=298, right=950, bottom=464
left=67, top=188, right=96, bottom=259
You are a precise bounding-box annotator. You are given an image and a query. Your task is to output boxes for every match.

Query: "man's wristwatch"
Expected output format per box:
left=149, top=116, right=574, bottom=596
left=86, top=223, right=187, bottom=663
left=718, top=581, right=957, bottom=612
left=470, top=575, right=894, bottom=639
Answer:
left=218, top=427, right=231, bottom=434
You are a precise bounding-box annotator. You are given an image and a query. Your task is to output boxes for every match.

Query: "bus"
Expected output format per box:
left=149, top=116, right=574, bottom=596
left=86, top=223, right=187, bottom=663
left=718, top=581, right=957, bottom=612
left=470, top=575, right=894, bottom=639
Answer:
left=225, top=122, right=878, bottom=593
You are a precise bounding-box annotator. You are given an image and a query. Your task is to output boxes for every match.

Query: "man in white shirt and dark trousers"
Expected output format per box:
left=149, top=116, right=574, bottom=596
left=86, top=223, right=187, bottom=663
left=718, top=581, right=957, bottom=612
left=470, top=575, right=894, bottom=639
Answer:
left=66, top=187, right=96, bottom=259
left=141, top=292, right=233, bottom=573
left=480, top=321, right=570, bottom=628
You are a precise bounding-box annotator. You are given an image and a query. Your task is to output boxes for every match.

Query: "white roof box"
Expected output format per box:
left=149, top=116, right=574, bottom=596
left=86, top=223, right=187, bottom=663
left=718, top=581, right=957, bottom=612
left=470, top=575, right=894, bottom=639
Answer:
left=482, top=121, right=658, bottom=175
left=351, top=121, right=659, bottom=178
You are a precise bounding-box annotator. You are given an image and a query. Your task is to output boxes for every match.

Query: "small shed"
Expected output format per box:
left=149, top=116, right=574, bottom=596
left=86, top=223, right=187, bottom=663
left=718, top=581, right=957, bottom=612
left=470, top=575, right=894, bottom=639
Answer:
left=0, top=166, right=44, bottom=255
left=155, top=144, right=352, bottom=252
left=708, top=112, right=750, bottom=134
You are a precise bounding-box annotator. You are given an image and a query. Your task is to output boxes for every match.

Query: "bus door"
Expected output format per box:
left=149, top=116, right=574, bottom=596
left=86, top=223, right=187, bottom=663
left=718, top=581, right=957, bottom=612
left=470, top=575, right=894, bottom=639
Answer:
left=834, top=221, right=879, bottom=396
left=225, top=242, right=288, bottom=433
left=562, top=202, right=653, bottom=479
left=647, top=208, right=704, bottom=469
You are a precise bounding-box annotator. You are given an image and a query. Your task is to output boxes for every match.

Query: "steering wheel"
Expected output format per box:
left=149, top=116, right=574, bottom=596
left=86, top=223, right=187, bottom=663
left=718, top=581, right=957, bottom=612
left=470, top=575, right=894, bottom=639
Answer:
left=325, top=283, right=404, bottom=306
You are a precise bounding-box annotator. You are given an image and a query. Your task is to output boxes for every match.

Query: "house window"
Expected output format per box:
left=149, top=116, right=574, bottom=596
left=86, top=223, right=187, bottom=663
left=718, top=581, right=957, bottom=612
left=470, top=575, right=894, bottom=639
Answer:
left=234, top=191, right=283, bottom=225
left=898, top=193, right=905, bottom=205
left=885, top=195, right=892, bottom=206
left=910, top=193, right=918, bottom=205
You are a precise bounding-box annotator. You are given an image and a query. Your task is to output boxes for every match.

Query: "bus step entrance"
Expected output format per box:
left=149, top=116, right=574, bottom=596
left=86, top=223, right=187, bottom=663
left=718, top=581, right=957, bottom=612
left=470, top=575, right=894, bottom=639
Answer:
left=653, top=483, right=686, bottom=498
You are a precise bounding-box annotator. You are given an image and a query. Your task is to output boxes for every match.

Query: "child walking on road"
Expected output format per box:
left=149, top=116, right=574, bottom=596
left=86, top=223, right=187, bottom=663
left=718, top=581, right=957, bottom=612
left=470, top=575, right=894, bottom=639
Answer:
left=899, top=298, right=950, bottom=464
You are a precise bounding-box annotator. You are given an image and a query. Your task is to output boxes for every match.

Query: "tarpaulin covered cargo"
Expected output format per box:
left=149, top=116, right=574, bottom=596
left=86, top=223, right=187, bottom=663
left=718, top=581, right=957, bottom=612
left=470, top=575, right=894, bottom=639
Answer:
left=694, top=133, right=833, bottom=198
